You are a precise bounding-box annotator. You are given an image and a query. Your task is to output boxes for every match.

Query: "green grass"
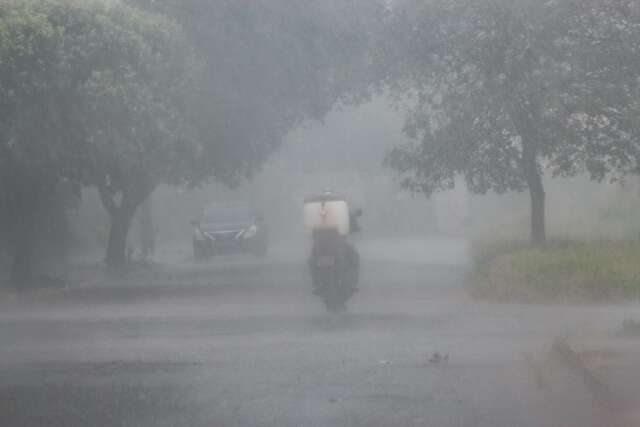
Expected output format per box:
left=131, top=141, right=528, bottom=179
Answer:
left=472, top=240, right=640, bottom=302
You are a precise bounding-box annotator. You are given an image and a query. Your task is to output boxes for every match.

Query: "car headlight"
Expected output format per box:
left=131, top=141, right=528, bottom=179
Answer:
left=243, top=224, right=258, bottom=239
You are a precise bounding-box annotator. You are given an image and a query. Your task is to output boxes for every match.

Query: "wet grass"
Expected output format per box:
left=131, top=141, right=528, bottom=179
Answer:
left=472, top=240, right=640, bottom=302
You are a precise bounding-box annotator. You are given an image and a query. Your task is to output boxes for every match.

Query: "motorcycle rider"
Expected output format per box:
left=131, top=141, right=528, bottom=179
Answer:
left=309, top=203, right=362, bottom=295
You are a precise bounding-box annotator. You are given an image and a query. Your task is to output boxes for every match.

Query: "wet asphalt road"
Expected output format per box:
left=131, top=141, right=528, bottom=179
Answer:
left=1, top=238, right=639, bottom=427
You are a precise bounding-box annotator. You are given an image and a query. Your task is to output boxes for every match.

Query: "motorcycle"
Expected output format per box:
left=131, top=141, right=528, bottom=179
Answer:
left=304, top=192, right=361, bottom=312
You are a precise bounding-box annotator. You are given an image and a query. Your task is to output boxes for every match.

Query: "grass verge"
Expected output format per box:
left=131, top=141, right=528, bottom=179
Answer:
left=472, top=240, right=640, bottom=302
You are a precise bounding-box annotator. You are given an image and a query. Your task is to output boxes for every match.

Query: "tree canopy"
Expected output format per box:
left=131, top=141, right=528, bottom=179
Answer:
left=0, top=0, right=379, bottom=277
left=0, top=0, right=197, bottom=276
left=130, top=0, right=377, bottom=185
left=0, top=0, right=86, bottom=282
left=554, top=0, right=640, bottom=183
left=380, top=0, right=640, bottom=243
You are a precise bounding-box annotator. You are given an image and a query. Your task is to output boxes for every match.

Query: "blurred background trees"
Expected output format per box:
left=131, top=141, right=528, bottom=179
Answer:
left=379, top=0, right=640, bottom=244
left=2, top=0, right=640, bottom=285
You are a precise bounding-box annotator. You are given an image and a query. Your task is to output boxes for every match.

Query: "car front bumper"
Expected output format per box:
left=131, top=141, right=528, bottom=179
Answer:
left=194, top=231, right=261, bottom=255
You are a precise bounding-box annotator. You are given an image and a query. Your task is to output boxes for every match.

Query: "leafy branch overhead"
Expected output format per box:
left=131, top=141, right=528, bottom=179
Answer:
left=1, top=0, right=378, bottom=275
left=130, top=0, right=376, bottom=186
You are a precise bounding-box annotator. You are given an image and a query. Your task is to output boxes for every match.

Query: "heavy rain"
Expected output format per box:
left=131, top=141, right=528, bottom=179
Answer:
left=1, top=0, right=640, bottom=426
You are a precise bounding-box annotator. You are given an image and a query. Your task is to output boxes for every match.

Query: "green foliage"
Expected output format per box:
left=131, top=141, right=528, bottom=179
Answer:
left=130, top=0, right=378, bottom=185
left=0, top=0, right=79, bottom=282
left=0, top=0, right=69, bottom=173
left=60, top=1, right=197, bottom=195
left=379, top=0, right=640, bottom=243
left=0, top=0, right=196, bottom=190
left=553, top=0, right=640, bottom=182
left=0, top=0, right=197, bottom=274
left=1, top=0, right=379, bottom=272
left=381, top=0, right=563, bottom=192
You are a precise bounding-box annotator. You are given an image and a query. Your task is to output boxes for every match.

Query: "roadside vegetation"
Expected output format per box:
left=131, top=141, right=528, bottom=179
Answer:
left=468, top=178, right=640, bottom=302
left=472, top=239, right=640, bottom=302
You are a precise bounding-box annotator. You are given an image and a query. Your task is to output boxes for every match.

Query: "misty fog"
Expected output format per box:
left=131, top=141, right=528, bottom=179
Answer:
left=2, top=1, right=640, bottom=426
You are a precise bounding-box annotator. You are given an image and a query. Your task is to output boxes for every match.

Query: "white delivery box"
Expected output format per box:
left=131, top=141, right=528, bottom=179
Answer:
left=304, top=193, right=350, bottom=236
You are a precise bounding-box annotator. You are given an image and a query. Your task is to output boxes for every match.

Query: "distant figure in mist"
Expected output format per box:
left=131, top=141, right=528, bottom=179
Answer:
left=305, top=191, right=363, bottom=311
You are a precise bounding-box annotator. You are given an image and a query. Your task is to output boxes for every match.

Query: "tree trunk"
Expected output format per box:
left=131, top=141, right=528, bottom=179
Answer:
left=529, top=181, right=546, bottom=245
left=523, top=146, right=546, bottom=245
left=105, top=205, right=136, bottom=272
left=99, top=182, right=156, bottom=273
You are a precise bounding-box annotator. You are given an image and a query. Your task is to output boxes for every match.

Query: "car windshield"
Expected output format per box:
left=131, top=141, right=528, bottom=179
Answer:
left=202, top=204, right=253, bottom=223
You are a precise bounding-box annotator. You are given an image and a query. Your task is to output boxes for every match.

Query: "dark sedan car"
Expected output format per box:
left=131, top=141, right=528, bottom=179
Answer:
left=191, top=202, right=268, bottom=258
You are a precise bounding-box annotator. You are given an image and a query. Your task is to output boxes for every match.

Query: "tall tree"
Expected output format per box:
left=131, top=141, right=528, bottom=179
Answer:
left=0, top=0, right=197, bottom=277
left=380, top=0, right=587, bottom=244
left=71, top=5, right=197, bottom=271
